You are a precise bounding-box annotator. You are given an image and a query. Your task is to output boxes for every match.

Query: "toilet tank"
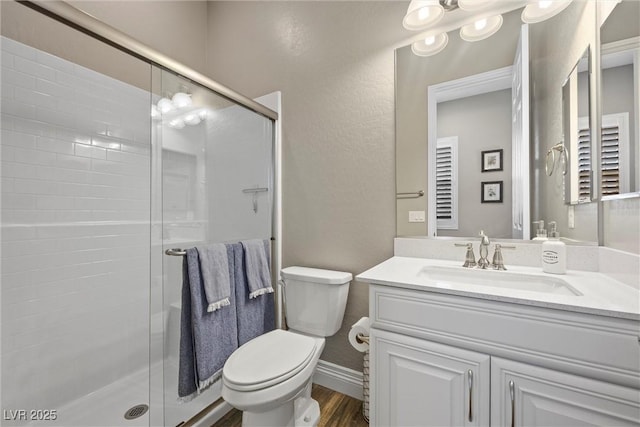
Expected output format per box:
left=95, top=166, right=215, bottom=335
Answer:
left=281, top=266, right=352, bottom=337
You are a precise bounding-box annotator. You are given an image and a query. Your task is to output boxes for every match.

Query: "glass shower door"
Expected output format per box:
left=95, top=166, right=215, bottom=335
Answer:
left=154, top=67, right=274, bottom=426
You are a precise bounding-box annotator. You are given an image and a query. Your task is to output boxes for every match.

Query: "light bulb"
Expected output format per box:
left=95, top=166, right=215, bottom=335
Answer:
left=403, top=0, right=444, bottom=31
left=171, top=92, right=192, bottom=109
left=522, top=0, right=572, bottom=23
left=460, top=14, right=503, bottom=42
left=412, top=32, right=448, bottom=57
left=418, top=7, right=430, bottom=20
left=475, top=18, right=487, bottom=30
left=168, top=118, right=185, bottom=129
left=198, top=110, right=209, bottom=120
left=184, top=114, right=201, bottom=126
left=157, top=98, right=174, bottom=114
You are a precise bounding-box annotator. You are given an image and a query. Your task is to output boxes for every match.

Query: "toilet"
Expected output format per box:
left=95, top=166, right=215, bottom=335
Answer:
left=222, top=266, right=352, bottom=427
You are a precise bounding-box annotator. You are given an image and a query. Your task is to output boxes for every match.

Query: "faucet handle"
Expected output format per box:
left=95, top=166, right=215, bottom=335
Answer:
left=455, top=242, right=477, bottom=268
left=491, top=244, right=515, bottom=271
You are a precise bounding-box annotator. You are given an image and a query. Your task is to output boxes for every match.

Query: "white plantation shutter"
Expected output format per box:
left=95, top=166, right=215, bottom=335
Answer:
left=577, top=126, right=592, bottom=200
left=436, top=137, right=458, bottom=229
left=601, top=123, right=621, bottom=195
left=577, top=113, right=629, bottom=198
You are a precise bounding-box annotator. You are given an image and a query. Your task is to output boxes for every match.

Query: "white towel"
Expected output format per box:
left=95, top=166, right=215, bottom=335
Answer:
left=196, top=243, right=231, bottom=312
left=240, top=239, right=274, bottom=299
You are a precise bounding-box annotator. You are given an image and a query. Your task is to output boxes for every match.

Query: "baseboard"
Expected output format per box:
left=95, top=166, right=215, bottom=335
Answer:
left=191, top=401, right=234, bottom=427
left=312, top=360, right=364, bottom=400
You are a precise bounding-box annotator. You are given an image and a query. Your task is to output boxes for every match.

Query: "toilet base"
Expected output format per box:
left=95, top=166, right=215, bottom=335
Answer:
left=241, top=382, right=320, bottom=427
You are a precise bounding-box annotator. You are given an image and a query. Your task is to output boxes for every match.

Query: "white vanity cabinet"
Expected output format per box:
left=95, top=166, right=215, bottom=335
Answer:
left=368, top=284, right=640, bottom=427
left=373, top=329, right=490, bottom=426
left=491, top=357, right=640, bottom=427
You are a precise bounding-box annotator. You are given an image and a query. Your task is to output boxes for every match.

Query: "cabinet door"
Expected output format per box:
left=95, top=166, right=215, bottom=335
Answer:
left=491, top=357, right=640, bottom=427
left=371, top=329, right=490, bottom=427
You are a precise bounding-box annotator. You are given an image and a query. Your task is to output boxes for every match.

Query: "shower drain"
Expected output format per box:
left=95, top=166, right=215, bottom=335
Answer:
left=124, top=404, right=149, bottom=420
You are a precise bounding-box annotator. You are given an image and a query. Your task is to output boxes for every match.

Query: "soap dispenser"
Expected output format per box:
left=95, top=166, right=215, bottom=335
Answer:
left=541, top=221, right=566, bottom=274
left=532, top=220, right=548, bottom=240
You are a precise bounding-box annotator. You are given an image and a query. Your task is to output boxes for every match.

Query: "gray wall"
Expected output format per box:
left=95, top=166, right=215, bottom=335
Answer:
left=437, top=89, right=513, bottom=238
left=69, top=1, right=209, bottom=74
left=1, top=1, right=208, bottom=88
left=395, top=8, right=522, bottom=237
left=205, top=1, right=409, bottom=371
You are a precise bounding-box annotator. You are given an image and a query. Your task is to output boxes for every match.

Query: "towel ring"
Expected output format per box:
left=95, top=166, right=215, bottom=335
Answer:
left=545, top=143, right=568, bottom=176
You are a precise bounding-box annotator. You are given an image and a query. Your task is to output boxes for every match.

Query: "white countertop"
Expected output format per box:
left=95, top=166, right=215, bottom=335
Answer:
left=357, top=256, right=640, bottom=321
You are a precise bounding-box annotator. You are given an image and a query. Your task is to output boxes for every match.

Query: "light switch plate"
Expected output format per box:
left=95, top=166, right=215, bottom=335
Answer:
left=409, top=211, right=426, bottom=223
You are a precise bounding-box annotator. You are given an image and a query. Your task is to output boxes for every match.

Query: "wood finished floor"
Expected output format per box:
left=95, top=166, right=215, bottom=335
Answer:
left=212, top=384, right=368, bottom=427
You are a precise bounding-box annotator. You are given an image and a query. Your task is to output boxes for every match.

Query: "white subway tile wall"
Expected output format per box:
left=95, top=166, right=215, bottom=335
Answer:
left=1, top=37, right=152, bottom=414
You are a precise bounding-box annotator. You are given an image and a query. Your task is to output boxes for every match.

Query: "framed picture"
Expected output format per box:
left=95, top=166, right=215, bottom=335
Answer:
left=481, top=149, right=503, bottom=172
left=481, top=181, right=503, bottom=203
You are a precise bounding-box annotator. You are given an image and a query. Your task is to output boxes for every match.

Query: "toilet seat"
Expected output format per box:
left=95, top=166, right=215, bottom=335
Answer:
left=223, top=329, right=317, bottom=392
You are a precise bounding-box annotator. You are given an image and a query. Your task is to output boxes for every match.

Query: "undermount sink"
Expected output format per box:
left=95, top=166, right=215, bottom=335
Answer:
left=417, top=265, right=582, bottom=296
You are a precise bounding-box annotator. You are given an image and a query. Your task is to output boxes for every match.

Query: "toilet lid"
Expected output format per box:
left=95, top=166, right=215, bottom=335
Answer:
left=223, top=329, right=317, bottom=391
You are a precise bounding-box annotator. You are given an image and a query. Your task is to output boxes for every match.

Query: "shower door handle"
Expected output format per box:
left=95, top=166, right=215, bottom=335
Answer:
left=242, top=186, right=268, bottom=213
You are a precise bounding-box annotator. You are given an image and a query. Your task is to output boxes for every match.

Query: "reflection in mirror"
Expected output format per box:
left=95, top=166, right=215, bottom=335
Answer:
left=600, top=0, right=640, bottom=199
left=428, top=67, right=522, bottom=239
left=396, top=9, right=527, bottom=239
left=561, top=46, right=591, bottom=204
left=529, top=0, right=598, bottom=243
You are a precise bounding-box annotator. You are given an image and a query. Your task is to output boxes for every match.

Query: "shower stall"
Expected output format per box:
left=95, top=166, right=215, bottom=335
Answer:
left=0, top=2, right=279, bottom=426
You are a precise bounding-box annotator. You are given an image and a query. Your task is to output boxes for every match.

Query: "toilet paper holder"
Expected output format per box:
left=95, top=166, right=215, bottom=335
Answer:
left=355, top=333, right=369, bottom=345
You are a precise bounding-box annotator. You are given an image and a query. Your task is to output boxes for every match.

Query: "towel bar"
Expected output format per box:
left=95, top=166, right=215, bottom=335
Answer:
left=165, top=248, right=187, bottom=256
left=242, top=187, right=268, bottom=193
left=396, top=190, right=424, bottom=199
left=165, top=238, right=277, bottom=257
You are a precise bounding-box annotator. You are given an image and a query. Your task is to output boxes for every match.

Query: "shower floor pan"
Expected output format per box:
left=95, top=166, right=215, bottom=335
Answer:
left=26, top=360, right=222, bottom=427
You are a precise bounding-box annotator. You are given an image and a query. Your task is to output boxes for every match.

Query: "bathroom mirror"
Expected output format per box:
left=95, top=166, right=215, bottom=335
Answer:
left=396, top=8, right=526, bottom=239
left=599, top=0, right=640, bottom=199
left=561, top=46, right=592, bottom=204
left=396, top=1, right=599, bottom=243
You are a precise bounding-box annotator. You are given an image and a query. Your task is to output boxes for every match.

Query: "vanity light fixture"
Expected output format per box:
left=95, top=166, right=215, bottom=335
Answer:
left=157, top=97, right=175, bottom=114
left=153, top=91, right=209, bottom=128
left=403, top=0, right=574, bottom=57
left=155, top=92, right=193, bottom=116
left=412, top=32, right=449, bottom=57
left=171, top=92, right=193, bottom=109
left=521, top=0, right=573, bottom=24
left=403, top=0, right=445, bottom=31
left=460, top=14, right=503, bottom=42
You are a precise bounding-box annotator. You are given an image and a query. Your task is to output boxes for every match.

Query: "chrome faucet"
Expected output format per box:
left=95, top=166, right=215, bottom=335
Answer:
left=477, top=230, right=490, bottom=269
left=492, top=244, right=506, bottom=270
left=454, top=242, right=477, bottom=268
left=491, top=243, right=516, bottom=270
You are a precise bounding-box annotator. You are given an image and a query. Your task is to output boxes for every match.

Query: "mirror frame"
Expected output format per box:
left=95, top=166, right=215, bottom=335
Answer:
left=596, top=1, right=640, bottom=205
left=595, top=0, right=640, bottom=247
left=561, top=45, right=593, bottom=205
